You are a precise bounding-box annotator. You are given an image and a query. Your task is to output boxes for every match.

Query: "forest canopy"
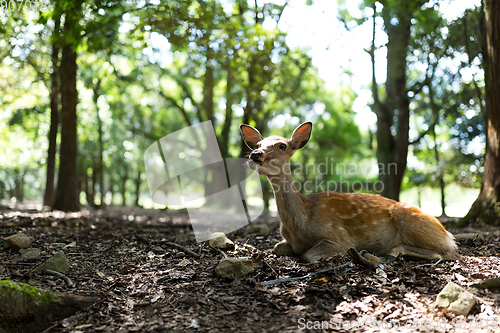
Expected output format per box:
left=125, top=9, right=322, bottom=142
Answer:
left=0, top=0, right=486, bottom=218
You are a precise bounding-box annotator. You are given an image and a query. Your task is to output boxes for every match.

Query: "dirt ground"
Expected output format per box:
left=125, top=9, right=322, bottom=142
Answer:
left=1, top=205, right=500, bottom=333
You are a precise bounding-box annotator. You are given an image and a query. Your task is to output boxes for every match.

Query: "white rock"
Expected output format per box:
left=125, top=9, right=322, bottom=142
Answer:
left=209, top=232, right=234, bottom=249
left=436, top=282, right=476, bottom=316
left=214, top=257, right=254, bottom=279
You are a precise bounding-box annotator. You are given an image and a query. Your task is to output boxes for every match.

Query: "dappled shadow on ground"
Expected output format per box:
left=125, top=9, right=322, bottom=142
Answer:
left=1, top=206, right=500, bottom=332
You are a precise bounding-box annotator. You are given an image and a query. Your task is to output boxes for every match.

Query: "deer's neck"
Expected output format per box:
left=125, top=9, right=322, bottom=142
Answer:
left=267, top=167, right=307, bottom=229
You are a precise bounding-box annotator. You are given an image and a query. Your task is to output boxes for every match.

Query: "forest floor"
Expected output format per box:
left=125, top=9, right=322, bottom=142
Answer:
left=1, top=205, right=500, bottom=333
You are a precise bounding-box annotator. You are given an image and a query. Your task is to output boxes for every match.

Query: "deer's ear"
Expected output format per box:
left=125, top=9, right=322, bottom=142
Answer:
left=240, top=124, right=264, bottom=149
left=290, top=122, right=312, bottom=150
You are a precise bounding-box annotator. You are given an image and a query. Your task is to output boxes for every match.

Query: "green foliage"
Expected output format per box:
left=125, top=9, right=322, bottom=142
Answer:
left=0, top=0, right=485, bottom=209
left=339, top=0, right=485, bottom=200
left=406, top=3, right=485, bottom=191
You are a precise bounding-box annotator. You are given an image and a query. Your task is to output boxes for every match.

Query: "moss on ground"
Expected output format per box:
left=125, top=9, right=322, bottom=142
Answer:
left=0, top=279, right=58, bottom=304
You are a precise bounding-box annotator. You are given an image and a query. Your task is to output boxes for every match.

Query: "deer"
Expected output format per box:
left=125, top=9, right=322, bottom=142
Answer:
left=240, top=121, right=460, bottom=263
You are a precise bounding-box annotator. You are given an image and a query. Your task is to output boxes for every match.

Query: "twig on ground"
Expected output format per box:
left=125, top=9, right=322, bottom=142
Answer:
left=257, top=261, right=353, bottom=289
left=473, top=277, right=500, bottom=289
left=43, top=269, right=74, bottom=287
left=136, top=234, right=151, bottom=245
left=209, top=297, right=231, bottom=311
left=263, top=260, right=278, bottom=278
left=4, top=262, right=35, bottom=266
left=216, top=248, right=228, bottom=259
left=40, top=322, right=59, bottom=333
left=161, top=241, right=200, bottom=258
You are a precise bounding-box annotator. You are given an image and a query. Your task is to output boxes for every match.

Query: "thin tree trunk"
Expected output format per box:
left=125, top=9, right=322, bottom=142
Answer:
left=43, top=15, right=60, bottom=207
left=92, top=167, right=98, bottom=206
left=121, top=165, right=128, bottom=206
left=93, top=82, right=105, bottom=206
left=432, top=127, right=447, bottom=217
left=220, top=60, right=234, bottom=159
left=378, top=4, right=412, bottom=201
left=52, top=1, right=82, bottom=212
left=85, top=169, right=94, bottom=207
left=14, top=169, right=24, bottom=203
left=135, top=169, right=141, bottom=207
left=109, top=180, right=114, bottom=205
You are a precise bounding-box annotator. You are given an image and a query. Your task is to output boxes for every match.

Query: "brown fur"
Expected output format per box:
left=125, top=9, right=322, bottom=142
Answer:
left=240, top=122, right=460, bottom=263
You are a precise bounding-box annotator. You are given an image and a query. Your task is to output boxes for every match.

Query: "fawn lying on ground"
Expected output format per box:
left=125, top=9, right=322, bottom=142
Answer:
left=240, top=121, right=459, bottom=263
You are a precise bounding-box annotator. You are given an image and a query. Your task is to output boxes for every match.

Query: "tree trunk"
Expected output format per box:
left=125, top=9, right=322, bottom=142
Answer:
left=374, top=3, right=412, bottom=201
left=93, top=82, right=105, bottom=206
left=134, top=169, right=141, bottom=207
left=463, top=0, right=500, bottom=225
left=432, top=127, right=447, bottom=217
left=121, top=164, right=128, bottom=206
left=52, top=1, right=82, bottom=212
left=219, top=60, right=234, bottom=159
left=109, top=179, right=115, bottom=205
left=84, top=169, right=94, bottom=207
left=43, top=14, right=60, bottom=207
left=92, top=167, right=98, bottom=206
left=14, top=169, right=24, bottom=203
left=203, top=47, right=215, bottom=124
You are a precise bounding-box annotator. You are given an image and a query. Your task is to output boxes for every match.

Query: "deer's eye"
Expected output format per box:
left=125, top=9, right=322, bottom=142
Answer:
left=279, top=143, right=287, bottom=151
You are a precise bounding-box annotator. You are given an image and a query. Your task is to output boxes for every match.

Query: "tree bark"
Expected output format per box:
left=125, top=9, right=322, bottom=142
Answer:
left=134, top=169, right=141, bottom=207
left=432, top=127, right=447, bottom=217
left=93, top=81, right=105, bottom=206
left=108, top=178, right=115, bottom=205
left=121, top=164, right=128, bottom=206
left=43, top=15, right=60, bottom=207
left=14, top=169, right=24, bottom=203
left=52, top=1, right=82, bottom=212
left=219, top=60, right=234, bottom=159
left=374, top=2, right=412, bottom=201
left=463, top=0, right=500, bottom=225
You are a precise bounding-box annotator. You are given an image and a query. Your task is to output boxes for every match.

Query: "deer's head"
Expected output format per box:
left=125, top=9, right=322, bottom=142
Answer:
left=240, top=122, right=312, bottom=176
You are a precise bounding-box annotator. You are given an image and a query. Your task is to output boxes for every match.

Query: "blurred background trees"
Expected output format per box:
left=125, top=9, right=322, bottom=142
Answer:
left=0, top=0, right=492, bottom=222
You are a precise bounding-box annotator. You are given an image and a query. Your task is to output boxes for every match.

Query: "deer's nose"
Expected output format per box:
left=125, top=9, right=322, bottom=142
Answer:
left=250, top=151, right=263, bottom=161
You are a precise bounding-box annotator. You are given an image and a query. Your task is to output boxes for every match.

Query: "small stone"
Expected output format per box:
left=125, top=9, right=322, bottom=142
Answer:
left=209, top=232, right=234, bottom=249
left=3, top=233, right=31, bottom=250
left=19, top=248, right=41, bottom=262
left=214, top=257, right=254, bottom=279
left=151, top=246, right=165, bottom=253
left=436, top=282, right=476, bottom=316
left=246, top=224, right=270, bottom=235
left=31, top=250, right=70, bottom=274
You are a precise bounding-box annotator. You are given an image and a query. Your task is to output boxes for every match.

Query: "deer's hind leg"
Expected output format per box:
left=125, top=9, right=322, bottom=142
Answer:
left=301, top=239, right=349, bottom=263
left=274, top=240, right=295, bottom=256
left=386, top=245, right=445, bottom=261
